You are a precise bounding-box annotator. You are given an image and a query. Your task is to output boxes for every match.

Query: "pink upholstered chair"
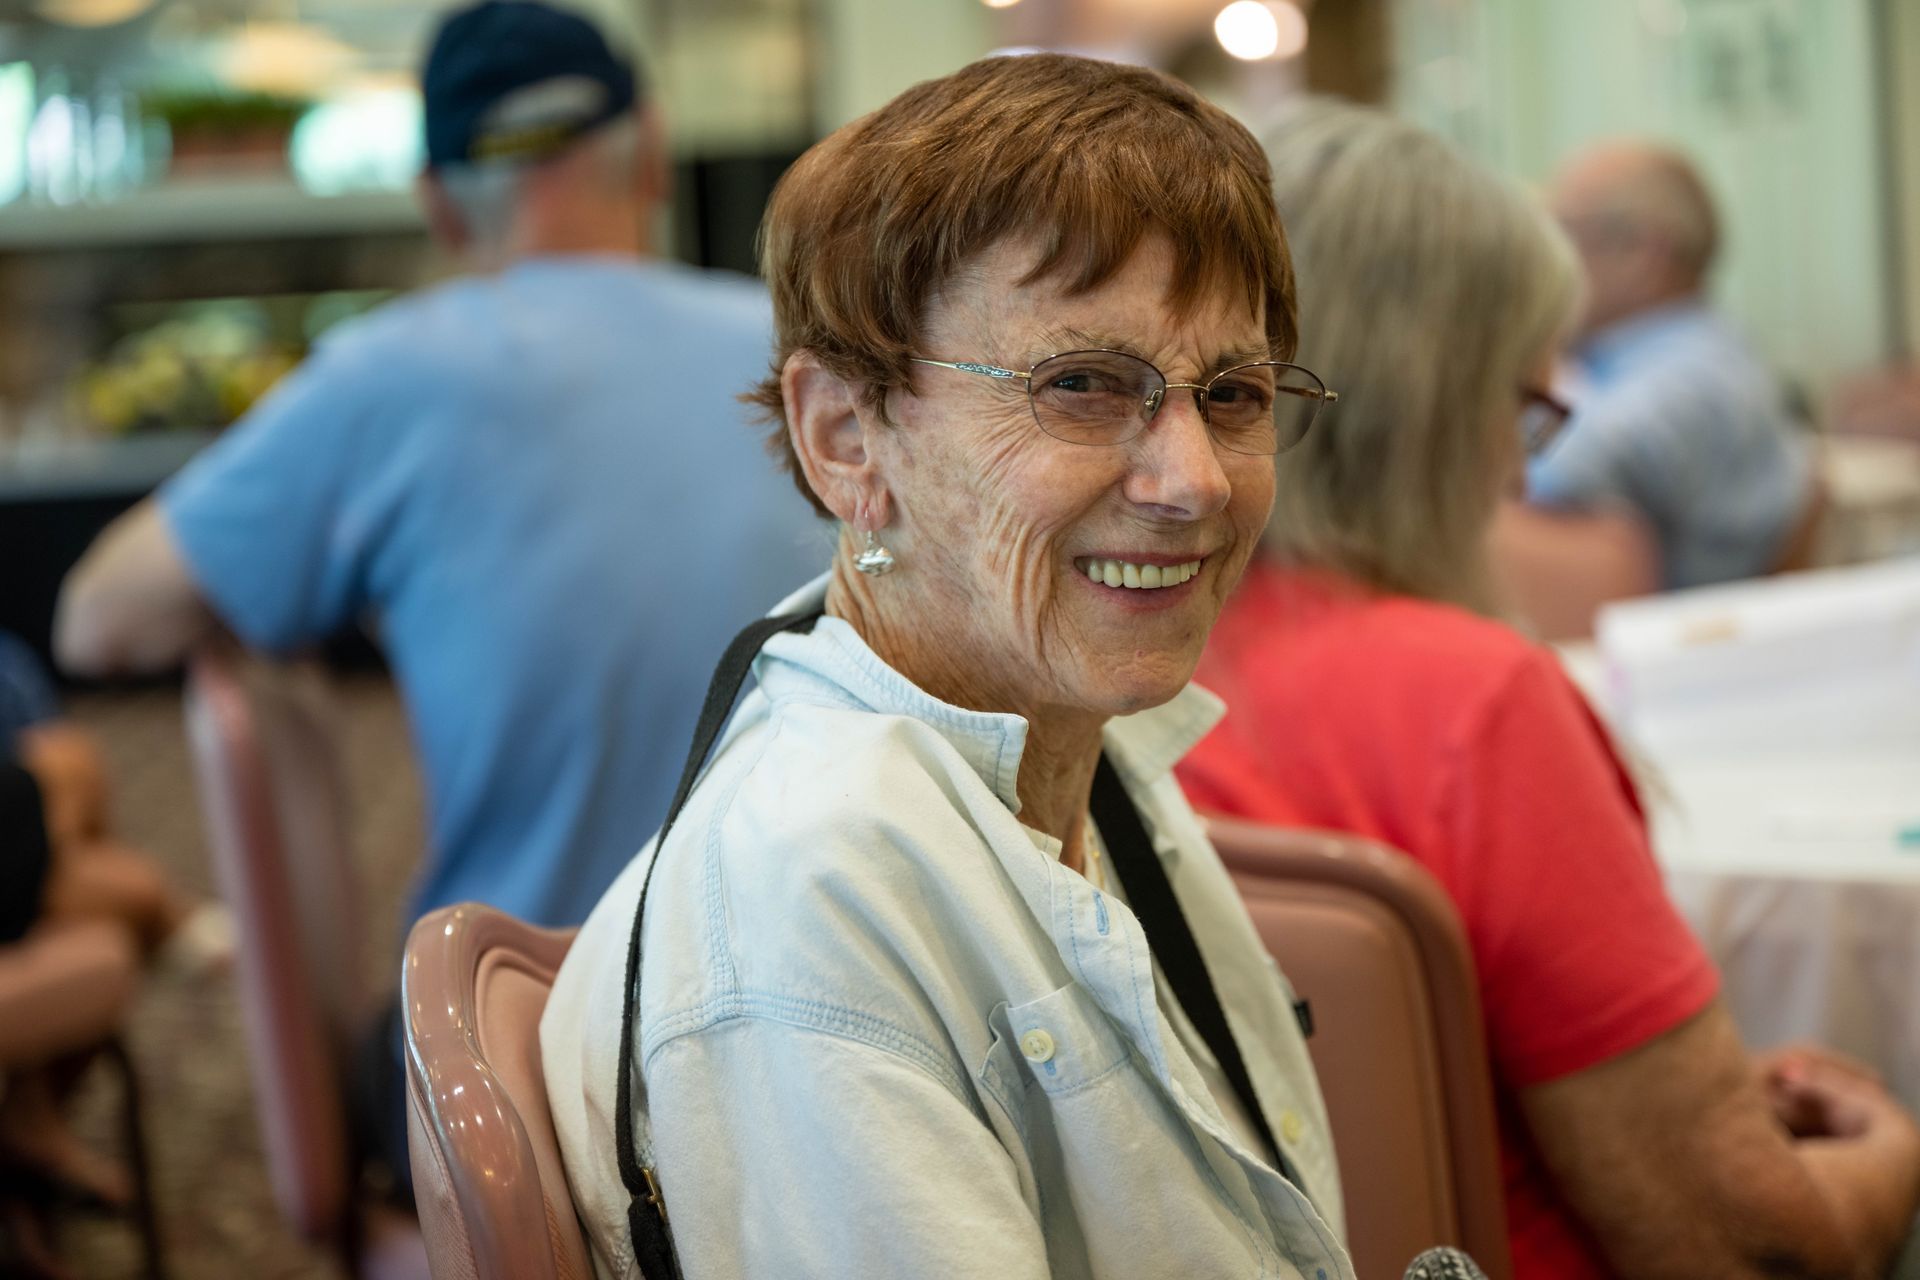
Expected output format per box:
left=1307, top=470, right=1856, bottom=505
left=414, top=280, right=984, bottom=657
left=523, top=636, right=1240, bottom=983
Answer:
left=1210, top=818, right=1512, bottom=1280
left=401, top=903, right=589, bottom=1280
left=183, top=644, right=426, bottom=1278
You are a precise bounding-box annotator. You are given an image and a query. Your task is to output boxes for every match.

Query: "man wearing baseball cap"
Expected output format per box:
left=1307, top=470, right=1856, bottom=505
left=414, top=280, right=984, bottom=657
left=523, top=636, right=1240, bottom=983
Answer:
left=57, top=0, right=824, bottom=1194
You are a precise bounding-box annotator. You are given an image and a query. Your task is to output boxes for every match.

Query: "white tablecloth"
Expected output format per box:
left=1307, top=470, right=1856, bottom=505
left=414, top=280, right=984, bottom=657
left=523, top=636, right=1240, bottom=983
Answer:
left=1651, top=751, right=1920, bottom=1108
left=1560, top=640, right=1920, bottom=1105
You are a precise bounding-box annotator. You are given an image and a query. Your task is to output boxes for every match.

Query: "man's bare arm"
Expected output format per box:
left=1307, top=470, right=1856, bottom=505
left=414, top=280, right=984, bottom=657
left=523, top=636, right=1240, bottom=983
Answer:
left=55, top=500, right=219, bottom=677
left=1522, top=1001, right=1920, bottom=1280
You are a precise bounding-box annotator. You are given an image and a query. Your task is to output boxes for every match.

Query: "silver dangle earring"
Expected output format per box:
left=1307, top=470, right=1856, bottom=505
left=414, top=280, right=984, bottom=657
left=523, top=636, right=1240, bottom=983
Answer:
left=853, top=528, right=896, bottom=576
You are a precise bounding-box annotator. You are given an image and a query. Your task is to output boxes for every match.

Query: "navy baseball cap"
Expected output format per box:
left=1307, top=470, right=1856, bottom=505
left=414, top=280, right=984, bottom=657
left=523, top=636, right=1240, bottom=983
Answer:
left=421, top=0, right=640, bottom=168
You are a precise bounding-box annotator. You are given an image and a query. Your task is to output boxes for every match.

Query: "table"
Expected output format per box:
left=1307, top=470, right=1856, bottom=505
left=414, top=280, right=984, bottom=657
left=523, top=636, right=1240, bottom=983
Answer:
left=1560, top=640, right=1920, bottom=1106
left=1650, top=750, right=1920, bottom=1107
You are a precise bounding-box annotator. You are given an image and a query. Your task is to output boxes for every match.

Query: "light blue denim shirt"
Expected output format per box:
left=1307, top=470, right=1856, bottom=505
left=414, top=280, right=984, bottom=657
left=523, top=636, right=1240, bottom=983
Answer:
left=1527, top=300, right=1813, bottom=589
left=543, top=577, right=1351, bottom=1280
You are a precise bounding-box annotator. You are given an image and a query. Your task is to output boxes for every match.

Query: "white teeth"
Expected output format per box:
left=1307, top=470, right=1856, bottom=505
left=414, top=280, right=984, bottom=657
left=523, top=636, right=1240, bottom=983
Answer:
left=1080, top=557, right=1203, bottom=590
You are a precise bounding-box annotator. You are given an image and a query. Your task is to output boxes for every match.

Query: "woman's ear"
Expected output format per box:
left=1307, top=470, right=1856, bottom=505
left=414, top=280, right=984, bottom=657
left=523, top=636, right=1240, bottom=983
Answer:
left=784, top=351, right=891, bottom=528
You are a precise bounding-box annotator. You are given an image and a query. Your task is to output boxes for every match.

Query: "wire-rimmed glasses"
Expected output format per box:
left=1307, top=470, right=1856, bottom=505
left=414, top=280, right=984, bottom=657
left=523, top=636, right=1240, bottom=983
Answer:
left=910, top=349, right=1337, bottom=456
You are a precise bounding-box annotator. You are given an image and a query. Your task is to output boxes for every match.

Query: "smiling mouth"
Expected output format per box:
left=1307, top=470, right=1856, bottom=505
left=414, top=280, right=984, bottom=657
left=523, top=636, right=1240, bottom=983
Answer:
left=1075, top=556, right=1204, bottom=590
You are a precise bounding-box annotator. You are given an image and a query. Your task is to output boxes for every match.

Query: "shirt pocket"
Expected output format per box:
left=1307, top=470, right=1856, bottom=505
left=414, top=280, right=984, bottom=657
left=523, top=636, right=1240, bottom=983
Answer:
left=986, top=982, right=1133, bottom=1097
left=973, top=981, right=1140, bottom=1191
left=975, top=982, right=1297, bottom=1279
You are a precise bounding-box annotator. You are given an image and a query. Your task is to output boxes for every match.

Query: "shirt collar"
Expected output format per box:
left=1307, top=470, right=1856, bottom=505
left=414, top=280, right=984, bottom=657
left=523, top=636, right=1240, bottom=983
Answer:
left=752, top=574, right=1226, bottom=815
left=1104, top=682, right=1225, bottom=786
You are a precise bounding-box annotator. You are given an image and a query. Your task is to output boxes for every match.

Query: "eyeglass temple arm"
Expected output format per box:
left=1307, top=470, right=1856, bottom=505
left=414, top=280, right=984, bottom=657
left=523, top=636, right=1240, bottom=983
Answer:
left=909, top=357, right=1031, bottom=382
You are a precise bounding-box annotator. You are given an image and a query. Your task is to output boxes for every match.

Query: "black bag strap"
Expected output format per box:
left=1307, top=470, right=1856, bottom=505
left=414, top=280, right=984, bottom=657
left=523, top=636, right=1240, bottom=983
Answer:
left=616, top=614, right=1307, bottom=1274
left=617, top=609, right=822, bottom=1278
left=1089, top=752, right=1309, bottom=1198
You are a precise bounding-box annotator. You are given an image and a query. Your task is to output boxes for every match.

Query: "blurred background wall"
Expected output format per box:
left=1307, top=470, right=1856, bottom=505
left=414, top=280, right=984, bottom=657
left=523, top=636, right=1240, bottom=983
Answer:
left=1893, top=0, right=1920, bottom=359
left=0, top=0, right=1914, bottom=660
left=1397, top=0, right=1899, bottom=404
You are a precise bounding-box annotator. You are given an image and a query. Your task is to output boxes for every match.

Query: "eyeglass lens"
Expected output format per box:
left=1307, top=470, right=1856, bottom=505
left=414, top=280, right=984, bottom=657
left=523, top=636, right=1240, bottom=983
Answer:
left=1025, top=350, right=1324, bottom=455
left=1520, top=395, right=1569, bottom=457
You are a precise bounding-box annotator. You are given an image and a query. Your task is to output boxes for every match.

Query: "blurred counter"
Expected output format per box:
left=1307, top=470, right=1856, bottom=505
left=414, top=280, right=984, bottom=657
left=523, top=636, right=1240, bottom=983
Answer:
left=0, top=176, right=422, bottom=252
left=0, top=428, right=211, bottom=499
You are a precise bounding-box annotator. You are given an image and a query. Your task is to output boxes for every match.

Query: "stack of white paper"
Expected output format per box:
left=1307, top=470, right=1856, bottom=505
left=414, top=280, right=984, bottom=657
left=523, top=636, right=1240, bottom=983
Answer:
left=1595, top=556, right=1920, bottom=759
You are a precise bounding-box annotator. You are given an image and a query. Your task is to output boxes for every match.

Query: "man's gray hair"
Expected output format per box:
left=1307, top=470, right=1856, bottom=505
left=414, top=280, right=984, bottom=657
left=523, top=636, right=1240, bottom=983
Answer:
left=1599, top=146, right=1720, bottom=279
left=435, top=114, right=640, bottom=250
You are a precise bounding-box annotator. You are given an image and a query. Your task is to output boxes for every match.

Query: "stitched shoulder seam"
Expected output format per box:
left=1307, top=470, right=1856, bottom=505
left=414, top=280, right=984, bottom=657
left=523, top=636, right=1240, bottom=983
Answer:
left=640, top=990, right=980, bottom=1118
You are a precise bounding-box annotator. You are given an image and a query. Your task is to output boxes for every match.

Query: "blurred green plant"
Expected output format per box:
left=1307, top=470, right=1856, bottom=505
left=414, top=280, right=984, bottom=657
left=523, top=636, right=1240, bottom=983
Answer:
left=70, top=291, right=387, bottom=434
left=142, top=88, right=310, bottom=136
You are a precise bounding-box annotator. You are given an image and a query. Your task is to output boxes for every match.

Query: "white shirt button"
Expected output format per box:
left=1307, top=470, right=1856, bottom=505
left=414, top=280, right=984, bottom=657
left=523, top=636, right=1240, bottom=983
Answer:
left=1019, top=1029, right=1057, bottom=1063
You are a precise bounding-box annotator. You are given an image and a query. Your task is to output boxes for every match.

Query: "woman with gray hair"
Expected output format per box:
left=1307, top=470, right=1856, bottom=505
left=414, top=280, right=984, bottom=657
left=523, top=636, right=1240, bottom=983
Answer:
left=1177, top=99, right=1920, bottom=1280
left=543, top=55, right=1353, bottom=1279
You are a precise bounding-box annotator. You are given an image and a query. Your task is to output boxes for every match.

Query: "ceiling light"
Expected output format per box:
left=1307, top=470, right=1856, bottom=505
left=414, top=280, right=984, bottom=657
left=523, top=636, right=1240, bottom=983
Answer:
left=1215, top=1, right=1277, bottom=61
left=1215, top=0, right=1309, bottom=62
left=33, top=0, right=157, bottom=27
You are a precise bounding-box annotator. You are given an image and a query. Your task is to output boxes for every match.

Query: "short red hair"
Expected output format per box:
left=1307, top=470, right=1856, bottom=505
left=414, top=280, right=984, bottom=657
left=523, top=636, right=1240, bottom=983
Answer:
left=749, top=53, right=1297, bottom=516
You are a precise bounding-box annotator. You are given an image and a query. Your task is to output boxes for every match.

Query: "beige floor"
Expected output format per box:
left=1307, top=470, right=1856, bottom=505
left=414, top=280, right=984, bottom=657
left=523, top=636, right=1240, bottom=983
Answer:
left=56, top=674, right=425, bottom=1280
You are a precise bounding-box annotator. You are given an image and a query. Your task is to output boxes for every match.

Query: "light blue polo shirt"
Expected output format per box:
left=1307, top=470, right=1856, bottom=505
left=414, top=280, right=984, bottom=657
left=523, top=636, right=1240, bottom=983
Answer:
left=1527, top=301, right=1813, bottom=590
left=161, top=256, right=827, bottom=927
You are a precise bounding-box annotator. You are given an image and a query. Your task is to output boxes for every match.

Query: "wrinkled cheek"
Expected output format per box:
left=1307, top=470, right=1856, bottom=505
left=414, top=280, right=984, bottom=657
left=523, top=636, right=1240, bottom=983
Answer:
left=977, top=503, right=1056, bottom=633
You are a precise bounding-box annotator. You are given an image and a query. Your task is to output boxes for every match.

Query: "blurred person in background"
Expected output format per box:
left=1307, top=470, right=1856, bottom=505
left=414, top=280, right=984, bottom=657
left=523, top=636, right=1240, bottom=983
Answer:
left=54, top=0, right=822, bottom=1196
left=0, top=758, right=136, bottom=1280
left=1523, top=140, right=1815, bottom=592
left=1176, top=99, right=1920, bottom=1280
left=1, top=630, right=223, bottom=1273
left=544, top=54, right=1352, bottom=1279
left=2, top=629, right=222, bottom=969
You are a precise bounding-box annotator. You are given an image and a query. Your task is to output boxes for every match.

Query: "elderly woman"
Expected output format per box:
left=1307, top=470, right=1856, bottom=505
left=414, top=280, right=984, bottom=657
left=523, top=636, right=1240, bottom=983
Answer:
left=542, top=55, right=1352, bottom=1280
left=1177, top=100, right=1920, bottom=1280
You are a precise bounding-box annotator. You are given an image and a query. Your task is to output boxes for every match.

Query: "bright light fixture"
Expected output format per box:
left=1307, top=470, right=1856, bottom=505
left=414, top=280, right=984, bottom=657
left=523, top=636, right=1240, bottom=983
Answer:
left=1215, top=1, right=1277, bottom=60
left=34, top=0, right=156, bottom=27
left=1215, top=0, right=1308, bottom=62
left=218, top=22, right=359, bottom=99
left=982, top=0, right=1024, bottom=8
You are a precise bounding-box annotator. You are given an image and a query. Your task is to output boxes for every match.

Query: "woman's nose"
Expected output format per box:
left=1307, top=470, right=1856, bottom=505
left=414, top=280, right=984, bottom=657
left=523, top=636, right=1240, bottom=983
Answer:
left=1123, top=391, right=1233, bottom=519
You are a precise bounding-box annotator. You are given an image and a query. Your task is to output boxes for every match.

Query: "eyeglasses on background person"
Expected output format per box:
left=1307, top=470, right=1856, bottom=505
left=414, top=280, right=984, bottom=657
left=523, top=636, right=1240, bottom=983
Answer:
left=1520, top=384, right=1572, bottom=457
left=912, top=348, right=1338, bottom=455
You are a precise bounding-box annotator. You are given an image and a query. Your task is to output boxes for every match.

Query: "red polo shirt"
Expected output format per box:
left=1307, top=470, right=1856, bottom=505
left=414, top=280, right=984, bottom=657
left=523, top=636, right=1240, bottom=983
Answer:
left=1178, top=563, right=1719, bottom=1280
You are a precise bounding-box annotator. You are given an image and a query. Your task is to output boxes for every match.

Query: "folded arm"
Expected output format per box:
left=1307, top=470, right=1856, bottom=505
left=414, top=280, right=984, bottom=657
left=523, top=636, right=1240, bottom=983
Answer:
left=1522, top=1001, right=1920, bottom=1280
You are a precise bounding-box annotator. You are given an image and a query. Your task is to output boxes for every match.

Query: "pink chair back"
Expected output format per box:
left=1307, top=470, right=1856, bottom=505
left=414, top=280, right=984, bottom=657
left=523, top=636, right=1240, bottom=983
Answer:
left=402, top=904, right=589, bottom=1280
left=1210, top=819, right=1512, bottom=1280
left=183, top=645, right=370, bottom=1242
